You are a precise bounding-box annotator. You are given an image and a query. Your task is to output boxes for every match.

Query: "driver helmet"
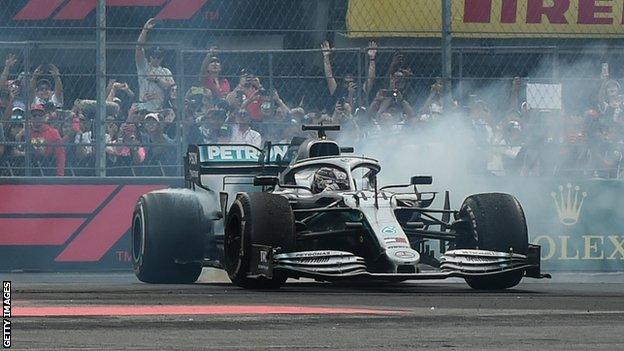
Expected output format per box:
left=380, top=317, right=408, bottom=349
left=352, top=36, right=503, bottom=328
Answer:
left=311, top=167, right=349, bottom=193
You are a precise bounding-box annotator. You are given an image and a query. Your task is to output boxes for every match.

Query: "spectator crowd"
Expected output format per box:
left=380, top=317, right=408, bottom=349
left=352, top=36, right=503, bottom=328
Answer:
left=1, top=18, right=624, bottom=178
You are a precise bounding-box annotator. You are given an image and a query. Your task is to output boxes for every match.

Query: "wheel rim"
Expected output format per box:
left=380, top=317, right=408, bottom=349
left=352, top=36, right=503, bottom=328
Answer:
left=224, top=209, right=243, bottom=276
left=132, top=205, right=145, bottom=264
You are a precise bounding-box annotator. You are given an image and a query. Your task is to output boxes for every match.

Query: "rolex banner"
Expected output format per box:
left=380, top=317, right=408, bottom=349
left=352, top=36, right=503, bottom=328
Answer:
left=346, top=0, right=624, bottom=38
left=528, top=180, right=624, bottom=272
left=458, top=178, right=624, bottom=272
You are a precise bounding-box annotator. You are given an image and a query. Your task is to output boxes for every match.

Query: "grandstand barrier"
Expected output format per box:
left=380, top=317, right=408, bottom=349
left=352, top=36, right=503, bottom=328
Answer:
left=0, top=177, right=622, bottom=272
left=0, top=177, right=181, bottom=272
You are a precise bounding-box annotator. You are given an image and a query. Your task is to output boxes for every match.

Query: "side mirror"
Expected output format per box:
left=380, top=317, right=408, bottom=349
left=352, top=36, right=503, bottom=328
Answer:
left=411, top=176, right=433, bottom=185
left=253, top=175, right=279, bottom=186
left=340, top=147, right=354, bottom=153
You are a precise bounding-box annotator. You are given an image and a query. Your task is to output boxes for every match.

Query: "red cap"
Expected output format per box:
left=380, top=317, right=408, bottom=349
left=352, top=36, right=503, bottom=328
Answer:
left=31, top=103, right=46, bottom=112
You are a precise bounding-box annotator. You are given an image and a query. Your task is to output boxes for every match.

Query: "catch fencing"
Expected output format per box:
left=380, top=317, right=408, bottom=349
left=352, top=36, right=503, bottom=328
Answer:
left=1, top=1, right=624, bottom=176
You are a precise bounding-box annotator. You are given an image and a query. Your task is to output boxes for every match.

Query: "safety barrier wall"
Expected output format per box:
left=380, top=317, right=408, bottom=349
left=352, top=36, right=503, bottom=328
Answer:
left=0, top=177, right=181, bottom=272
left=451, top=177, right=624, bottom=272
left=0, top=177, right=622, bottom=272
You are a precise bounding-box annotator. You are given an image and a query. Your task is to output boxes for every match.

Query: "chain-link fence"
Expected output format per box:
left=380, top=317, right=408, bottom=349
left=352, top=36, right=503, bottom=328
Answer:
left=1, top=0, right=624, bottom=178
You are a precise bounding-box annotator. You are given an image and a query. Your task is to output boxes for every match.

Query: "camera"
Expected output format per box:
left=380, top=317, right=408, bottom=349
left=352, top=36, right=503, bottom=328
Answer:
left=391, top=90, right=399, bottom=102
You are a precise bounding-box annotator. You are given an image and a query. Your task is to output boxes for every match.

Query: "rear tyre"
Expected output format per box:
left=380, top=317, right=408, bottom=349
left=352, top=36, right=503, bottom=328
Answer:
left=224, top=192, right=295, bottom=289
left=455, top=193, right=528, bottom=290
left=133, top=189, right=206, bottom=284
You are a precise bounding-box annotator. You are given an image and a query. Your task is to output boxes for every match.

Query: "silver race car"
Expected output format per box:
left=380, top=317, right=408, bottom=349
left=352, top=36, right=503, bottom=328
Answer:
left=132, top=125, right=549, bottom=290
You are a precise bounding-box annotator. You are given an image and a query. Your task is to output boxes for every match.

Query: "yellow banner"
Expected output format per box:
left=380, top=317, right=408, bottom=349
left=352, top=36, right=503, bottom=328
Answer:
left=346, top=0, right=624, bottom=38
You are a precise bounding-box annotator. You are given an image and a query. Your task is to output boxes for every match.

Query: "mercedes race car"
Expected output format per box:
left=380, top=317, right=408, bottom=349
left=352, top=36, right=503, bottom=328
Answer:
left=132, top=124, right=549, bottom=290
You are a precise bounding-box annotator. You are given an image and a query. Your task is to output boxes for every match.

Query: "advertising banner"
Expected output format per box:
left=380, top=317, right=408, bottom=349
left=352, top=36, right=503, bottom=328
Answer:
left=0, top=177, right=622, bottom=272
left=0, top=178, right=179, bottom=272
left=454, top=177, right=624, bottom=272
left=347, top=0, right=624, bottom=38
left=525, top=180, right=624, bottom=272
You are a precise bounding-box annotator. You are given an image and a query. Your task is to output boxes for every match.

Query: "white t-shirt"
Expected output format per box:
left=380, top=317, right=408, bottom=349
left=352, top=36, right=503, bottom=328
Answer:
left=136, top=57, right=174, bottom=112
left=74, top=132, right=114, bottom=155
left=230, top=124, right=262, bottom=148
left=75, top=131, right=93, bottom=155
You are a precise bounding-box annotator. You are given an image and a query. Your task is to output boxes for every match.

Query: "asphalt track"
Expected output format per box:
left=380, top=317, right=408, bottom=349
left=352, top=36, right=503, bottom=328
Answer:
left=3, top=270, right=624, bottom=351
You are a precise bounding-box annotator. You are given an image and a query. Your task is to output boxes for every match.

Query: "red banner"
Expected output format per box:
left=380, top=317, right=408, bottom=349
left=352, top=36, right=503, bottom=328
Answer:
left=0, top=181, right=174, bottom=271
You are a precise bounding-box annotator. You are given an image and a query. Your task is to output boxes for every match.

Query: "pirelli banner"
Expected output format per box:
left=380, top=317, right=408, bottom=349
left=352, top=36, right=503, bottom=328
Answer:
left=347, top=0, right=624, bottom=38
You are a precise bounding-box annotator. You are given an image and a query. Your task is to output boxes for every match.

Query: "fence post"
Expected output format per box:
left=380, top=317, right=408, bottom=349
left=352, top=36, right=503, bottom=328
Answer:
left=24, top=43, right=32, bottom=177
left=441, top=0, right=452, bottom=104
left=175, top=47, right=184, bottom=176
left=552, top=46, right=560, bottom=81
left=357, top=48, right=363, bottom=106
left=95, top=0, right=107, bottom=177
left=458, top=49, right=463, bottom=103
left=268, top=52, right=274, bottom=91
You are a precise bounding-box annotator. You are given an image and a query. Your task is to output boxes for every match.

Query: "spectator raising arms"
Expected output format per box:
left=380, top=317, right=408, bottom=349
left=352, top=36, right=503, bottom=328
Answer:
left=321, top=40, right=377, bottom=109
left=0, top=54, right=18, bottom=89
left=200, top=47, right=230, bottom=99
left=136, top=18, right=176, bottom=112
left=29, top=104, right=65, bottom=176
left=106, top=79, right=135, bottom=118
left=226, top=70, right=263, bottom=121
left=31, top=64, right=63, bottom=108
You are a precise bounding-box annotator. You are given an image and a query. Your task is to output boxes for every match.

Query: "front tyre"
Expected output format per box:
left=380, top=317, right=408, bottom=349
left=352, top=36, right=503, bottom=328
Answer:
left=133, top=189, right=206, bottom=284
left=224, top=192, right=295, bottom=289
left=455, top=193, right=528, bottom=290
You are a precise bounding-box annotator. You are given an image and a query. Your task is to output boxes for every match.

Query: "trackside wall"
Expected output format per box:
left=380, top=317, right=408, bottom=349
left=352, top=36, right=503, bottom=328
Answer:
left=0, top=177, right=180, bottom=271
left=0, top=177, right=622, bottom=272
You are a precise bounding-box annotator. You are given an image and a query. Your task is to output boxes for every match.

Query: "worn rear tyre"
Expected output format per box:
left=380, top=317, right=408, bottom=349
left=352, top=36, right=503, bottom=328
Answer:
left=132, top=189, right=206, bottom=284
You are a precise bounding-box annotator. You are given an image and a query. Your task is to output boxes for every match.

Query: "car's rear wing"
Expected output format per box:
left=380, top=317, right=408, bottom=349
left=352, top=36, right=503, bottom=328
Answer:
left=185, top=142, right=299, bottom=190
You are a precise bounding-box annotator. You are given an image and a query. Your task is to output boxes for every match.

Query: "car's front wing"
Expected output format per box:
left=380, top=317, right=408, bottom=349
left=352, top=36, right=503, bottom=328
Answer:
left=248, top=245, right=550, bottom=282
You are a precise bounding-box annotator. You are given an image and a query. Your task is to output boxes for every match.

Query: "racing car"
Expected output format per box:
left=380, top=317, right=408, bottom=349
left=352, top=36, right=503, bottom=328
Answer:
left=132, top=124, right=549, bottom=290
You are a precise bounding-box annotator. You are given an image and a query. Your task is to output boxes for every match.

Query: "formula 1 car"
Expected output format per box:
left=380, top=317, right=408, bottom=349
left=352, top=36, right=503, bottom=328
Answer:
left=132, top=125, right=549, bottom=290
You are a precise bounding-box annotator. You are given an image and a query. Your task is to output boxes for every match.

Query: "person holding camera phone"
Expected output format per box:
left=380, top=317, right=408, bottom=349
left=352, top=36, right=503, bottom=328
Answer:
left=31, top=63, right=63, bottom=109
left=200, top=46, right=230, bottom=99
left=419, top=78, right=444, bottom=120
left=135, top=18, right=176, bottom=112
left=369, top=87, right=415, bottom=128
left=107, top=123, right=146, bottom=176
left=321, top=40, right=377, bottom=111
left=1, top=55, right=29, bottom=112
left=106, top=79, right=135, bottom=118
left=226, top=70, right=268, bottom=122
